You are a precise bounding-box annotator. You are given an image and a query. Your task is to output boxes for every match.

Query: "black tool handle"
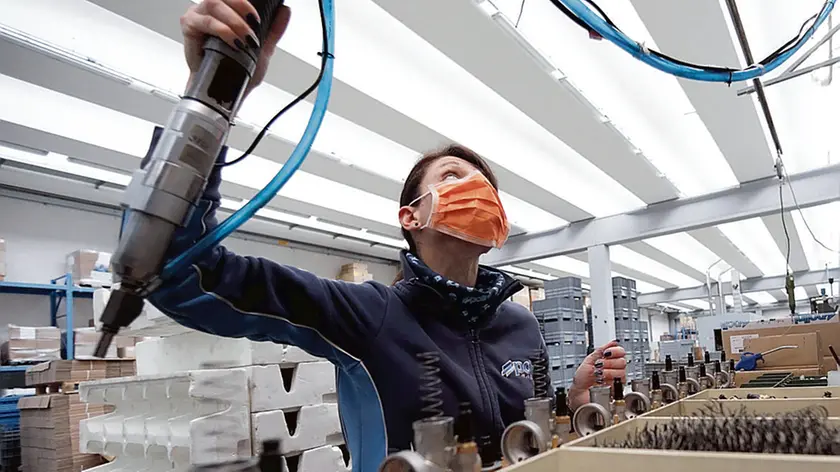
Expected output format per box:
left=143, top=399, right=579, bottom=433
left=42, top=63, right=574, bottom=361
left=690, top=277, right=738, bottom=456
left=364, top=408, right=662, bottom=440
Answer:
left=248, top=0, right=286, bottom=43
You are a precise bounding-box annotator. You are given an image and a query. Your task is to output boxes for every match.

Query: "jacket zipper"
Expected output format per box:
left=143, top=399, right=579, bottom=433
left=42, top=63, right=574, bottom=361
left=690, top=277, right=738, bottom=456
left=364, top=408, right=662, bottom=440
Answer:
left=469, top=329, right=503, bottom=435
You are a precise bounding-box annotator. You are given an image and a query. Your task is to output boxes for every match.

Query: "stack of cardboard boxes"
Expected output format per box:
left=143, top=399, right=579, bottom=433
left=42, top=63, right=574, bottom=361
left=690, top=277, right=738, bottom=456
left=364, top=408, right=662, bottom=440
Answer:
left=65, top=249, right=112, bottom=286
left=722, top=313, right=840, bottom=386
left=509, top=286, right=545, bottom=310
left=336, top=262, right=373, bottom=283
left=3, top=325, right=61, bottom=363
left=18, top=360, right=135, bottom=472
left=73, top=327, right=143, bottom=360
left=18, top=360, right=135, bottom=471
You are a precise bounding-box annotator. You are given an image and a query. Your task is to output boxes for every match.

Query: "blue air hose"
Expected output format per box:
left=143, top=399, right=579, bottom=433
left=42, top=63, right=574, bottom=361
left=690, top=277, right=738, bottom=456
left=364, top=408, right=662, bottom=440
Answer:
left=557, top=0, right=835, bottom=82
left=161, top=0, right=335, bottom=279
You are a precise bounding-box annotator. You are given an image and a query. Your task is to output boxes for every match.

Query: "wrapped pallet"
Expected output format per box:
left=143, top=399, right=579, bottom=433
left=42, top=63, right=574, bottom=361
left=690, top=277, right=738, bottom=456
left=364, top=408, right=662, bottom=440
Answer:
left=65, top=249, right=112, bottom=286
left=3, top=325, right=61, bottom=363
left=336, top=262, right=373, bottom=283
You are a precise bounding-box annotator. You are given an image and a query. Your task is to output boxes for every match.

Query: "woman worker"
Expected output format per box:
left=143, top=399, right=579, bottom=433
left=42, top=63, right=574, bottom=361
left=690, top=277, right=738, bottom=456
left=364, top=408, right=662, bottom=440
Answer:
left=151, top=1, right=627, bottom=469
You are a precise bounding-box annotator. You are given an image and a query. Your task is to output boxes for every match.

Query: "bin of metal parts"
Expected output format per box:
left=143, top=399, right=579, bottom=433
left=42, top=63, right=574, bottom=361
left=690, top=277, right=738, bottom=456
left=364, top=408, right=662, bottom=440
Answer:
left=690, top=386, right=840, bottom=400
left=505, top=401, right=840, bottom=472
left=543, top=276, right=583, bottom=300
left=645, top=397, right=840, bottom=417
left=739, top=372, right=829, bottom=388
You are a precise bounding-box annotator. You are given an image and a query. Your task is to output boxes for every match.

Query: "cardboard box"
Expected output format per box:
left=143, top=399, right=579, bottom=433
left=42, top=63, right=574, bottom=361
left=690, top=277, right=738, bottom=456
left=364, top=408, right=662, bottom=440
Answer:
left=336, top=262, right=373, bottom=283
left=9, top=325, right=60, bottom=340
left=722, top=313, right=840, bottom=361
left=66, top=249, right=112, bottom=285
left=511, top=289, right=531, bottom=309
left=73, top=328, right=137, bottom=359
left=825, top=355, right=839, bottom=371
left=529, top=288, right=545, bottom=303
left=742, top=332, right=823, bottom=370
left=4, top=325, right=62, bottom=363
left=18, top=393, right=109, bottom=472
left=25, top=360, right=136, bottom=386
left=731, top=367, right=822, bottom=387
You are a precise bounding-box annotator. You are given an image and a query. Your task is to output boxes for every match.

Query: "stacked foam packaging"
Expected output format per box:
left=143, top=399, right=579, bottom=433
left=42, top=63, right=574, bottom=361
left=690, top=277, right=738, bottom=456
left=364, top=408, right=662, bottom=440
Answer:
left=336, top=262, right=373, bottom=283
left=3, top=325, right=61, bottom=363
left=18, top=359, right=135, bottom=472
left=84, top=290, right=350, bottom=471
left=66, top=249, right=112, bottom=286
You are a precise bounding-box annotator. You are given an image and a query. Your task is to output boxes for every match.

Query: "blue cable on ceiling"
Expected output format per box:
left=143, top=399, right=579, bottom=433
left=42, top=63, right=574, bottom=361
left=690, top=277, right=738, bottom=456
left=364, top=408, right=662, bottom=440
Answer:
left=556, top=0, right=836, bottom=82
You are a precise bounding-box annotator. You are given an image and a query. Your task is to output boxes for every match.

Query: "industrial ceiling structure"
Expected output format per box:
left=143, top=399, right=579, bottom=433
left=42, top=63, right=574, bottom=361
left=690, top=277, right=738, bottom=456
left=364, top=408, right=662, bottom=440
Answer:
left=1, top=0, right=839, bottom=312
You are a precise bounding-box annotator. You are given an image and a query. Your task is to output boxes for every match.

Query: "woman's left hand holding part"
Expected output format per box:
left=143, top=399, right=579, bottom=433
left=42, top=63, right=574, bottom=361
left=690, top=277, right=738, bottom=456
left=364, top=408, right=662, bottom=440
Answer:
left=568, top=340, right=626, bottom=410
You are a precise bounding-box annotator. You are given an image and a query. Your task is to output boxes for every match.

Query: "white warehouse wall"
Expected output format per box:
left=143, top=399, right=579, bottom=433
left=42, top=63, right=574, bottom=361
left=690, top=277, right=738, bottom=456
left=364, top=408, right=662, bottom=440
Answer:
left=0, top=195, right=398, bottom=338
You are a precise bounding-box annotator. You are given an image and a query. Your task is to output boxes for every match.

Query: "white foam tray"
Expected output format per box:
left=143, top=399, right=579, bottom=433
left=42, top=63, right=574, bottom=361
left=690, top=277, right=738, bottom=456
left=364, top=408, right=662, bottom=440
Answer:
left=253, top=404, right=344, bottom=455
left=250, top=361, right=337, bottom=413
left=135, top=331, right=321, bottom=375
left=79, top=369, right=251, bottom=466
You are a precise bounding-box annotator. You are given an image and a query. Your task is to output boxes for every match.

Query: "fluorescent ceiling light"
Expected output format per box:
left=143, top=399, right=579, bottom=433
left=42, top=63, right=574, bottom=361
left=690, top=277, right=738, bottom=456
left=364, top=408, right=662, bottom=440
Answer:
left=500, top=266, right=556, bottom=281
left=657, top=303, right=688, bottom=312
left=534, top=256, right=592, bottom=278
left=790, top=202, right=840, bottom=271
left=220, top=197, right=406, bottom=248
left=276, top=0, right=646, bottom=217
left=0, top=74, right=400, bottom=229
left=643, top=233, right=722, bottom=274
left=794, top=286, right=809, bottom=301
left=681, top=299, right=710, bottom=310
left=611, top=246, right=702, bottom=287
left=746, top=291, right=780, bottom=305
left=0, top=2, right=420, bottom=191
left=499, top=193, right=568, bottom=232
left=0, top=143, right=130, bottom=186
left=717, top=218, right=787, bottom=276
left=487, top=0, right=738, bottom=197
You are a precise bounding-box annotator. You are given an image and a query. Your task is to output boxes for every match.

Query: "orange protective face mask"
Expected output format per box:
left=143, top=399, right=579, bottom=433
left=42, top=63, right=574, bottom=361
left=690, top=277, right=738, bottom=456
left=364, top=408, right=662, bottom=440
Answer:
left=410, top=171, right=510, bottom=249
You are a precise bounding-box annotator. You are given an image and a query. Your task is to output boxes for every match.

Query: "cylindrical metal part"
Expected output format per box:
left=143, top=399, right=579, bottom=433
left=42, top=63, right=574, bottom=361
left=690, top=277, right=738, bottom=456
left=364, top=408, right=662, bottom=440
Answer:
left=631, top=378, right=650, bottom=398
left=685, top=377, right=701, bottom=395
left=623, top=391, right=651, bottom=419
left=589, top=385, right=612, bottom=413
left=500, top=420, right=549, bottom=465
left=662, top=370, right=678, bottom=392
left=554, top=415, right=571, bottom=439
left=523, top=397, right=553, bottom=449
left=703, top=373, right=717, bottom=390
left=413, top=417, right=455, bottom=468
left=571, top=402, right=612, bottom=436
left=650, top=389, right=663, bottom=408
left=716, top=370, right=731, bottom=389
left=453, top=443, right=481, bottom=472
left=686, top=365, right=700, bottom=381
left=612, top=399, right=626, bottom=424
left=378, top=451, right=440, bottom=472
left=660, top=383, right=679, bottom=404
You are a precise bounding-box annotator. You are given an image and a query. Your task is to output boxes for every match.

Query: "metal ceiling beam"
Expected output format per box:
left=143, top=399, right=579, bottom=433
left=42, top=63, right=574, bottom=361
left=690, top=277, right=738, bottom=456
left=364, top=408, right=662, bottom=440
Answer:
left=484, top=165, right=840, bottom=266
left=371, top=0, right=680, bottom=204
left=760, top=212, right=810, bottom=272
left=0, top=120, right=403, bottom=240
left=0, top=36, right=401, bottom=202
left=86, top=0, right=588, bottom=222
left=565, top=253, right=677, bottom=290
left=639, top=268, right=840, bottom=305
left=0, top=165, right=402, bottom=262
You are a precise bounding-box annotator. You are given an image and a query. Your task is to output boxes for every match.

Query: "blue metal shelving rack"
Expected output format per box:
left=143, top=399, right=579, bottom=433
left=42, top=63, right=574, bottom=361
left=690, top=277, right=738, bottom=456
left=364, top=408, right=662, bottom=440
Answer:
left=0, top=273, right=95, bottom=360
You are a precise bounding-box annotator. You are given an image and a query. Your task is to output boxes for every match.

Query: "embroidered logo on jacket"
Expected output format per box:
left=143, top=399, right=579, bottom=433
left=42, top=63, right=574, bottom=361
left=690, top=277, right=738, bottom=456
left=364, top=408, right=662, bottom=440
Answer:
left=501, top=359, right=532, bottom=378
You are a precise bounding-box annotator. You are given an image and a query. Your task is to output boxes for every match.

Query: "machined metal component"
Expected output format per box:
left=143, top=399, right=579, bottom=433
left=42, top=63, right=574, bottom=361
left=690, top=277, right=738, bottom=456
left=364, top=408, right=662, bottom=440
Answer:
left=572, top=386, right=612, bottom=436
left=414, top=417, right=457, bottom=468
left=501, top=397, right=553, bottom=464
left=662, top=369, right=678, bottom=391
left=623, top=392, right=651, bottom=419
left=553, top=387, right=571, bottom=439
left=500, top=420, right=550, bottom=465
left=631, top=378, right=650, bottom=397
left=378, top=451, right=442, bottom=472
left=685, top=377, right=702, bottom=395
left=716, top=370, right=731, bottom=389
left=660, top=383, right=679, bottom=404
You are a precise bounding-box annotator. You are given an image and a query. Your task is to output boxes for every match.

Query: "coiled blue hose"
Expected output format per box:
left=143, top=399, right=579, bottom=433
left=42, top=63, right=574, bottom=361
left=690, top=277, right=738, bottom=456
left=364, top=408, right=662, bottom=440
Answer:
left=161, top=0, right=335, bottom=278
left=558, top=0, right=835, bottom=82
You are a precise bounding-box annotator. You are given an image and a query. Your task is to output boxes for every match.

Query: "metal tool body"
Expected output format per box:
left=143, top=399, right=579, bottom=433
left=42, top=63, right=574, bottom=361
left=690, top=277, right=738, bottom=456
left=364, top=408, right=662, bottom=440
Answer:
left=94, top=0, right=287, bottom=357
left=572, top=385, right=612, bottom=436
left=500, top=353, right=554, bottom=464
left=624, top=378, right=651, bottom=419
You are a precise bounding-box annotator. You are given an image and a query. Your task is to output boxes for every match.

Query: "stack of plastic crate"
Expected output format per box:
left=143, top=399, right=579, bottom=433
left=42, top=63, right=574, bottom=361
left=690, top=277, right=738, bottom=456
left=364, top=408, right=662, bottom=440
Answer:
left=532, top=277, right=587, bottom=390
left=612, top=277, right=645, bottom=380
left=0, top=395, right=26, bottom=472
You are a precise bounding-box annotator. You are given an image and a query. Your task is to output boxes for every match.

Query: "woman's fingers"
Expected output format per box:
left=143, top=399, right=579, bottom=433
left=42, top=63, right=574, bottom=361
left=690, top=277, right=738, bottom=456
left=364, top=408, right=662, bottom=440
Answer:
left=603, top=346, right=626, bottom=359
left=602, top=358, right=627, bottom=370
left=201, top=0, right=258, bottom=48
left=601, top=368, right=627, bottom=383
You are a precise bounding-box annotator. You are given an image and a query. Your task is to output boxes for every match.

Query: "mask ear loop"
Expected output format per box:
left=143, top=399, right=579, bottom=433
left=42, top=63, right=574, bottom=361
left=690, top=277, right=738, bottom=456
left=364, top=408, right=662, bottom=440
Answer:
left=407, top=188, right=434, bottom=229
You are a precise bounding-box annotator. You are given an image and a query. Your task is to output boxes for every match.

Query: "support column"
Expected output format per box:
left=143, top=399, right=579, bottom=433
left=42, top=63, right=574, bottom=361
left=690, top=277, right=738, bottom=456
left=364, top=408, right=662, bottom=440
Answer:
left=588, top=245, right=616, bottom=347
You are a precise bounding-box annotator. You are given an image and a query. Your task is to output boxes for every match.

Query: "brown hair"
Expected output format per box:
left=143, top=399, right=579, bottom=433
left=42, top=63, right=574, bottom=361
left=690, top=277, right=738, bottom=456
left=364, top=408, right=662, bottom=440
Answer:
left=393, top=145, right=499, bottom=285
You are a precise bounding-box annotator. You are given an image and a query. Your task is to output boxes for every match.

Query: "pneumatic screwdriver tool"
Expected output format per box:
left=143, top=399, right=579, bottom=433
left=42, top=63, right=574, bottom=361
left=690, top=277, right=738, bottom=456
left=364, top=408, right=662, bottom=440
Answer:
left=94, top=0, right=288, bottom=357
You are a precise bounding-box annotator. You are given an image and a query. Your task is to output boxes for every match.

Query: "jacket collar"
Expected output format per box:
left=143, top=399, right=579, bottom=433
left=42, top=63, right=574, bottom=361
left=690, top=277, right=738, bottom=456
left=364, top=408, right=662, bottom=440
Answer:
left=393, top=251, right=523, bottom=329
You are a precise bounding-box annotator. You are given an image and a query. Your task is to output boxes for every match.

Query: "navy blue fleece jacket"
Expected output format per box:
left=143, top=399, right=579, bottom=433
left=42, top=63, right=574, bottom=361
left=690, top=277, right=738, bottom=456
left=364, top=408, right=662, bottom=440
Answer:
left=144, top=129, right=547, bottom=471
